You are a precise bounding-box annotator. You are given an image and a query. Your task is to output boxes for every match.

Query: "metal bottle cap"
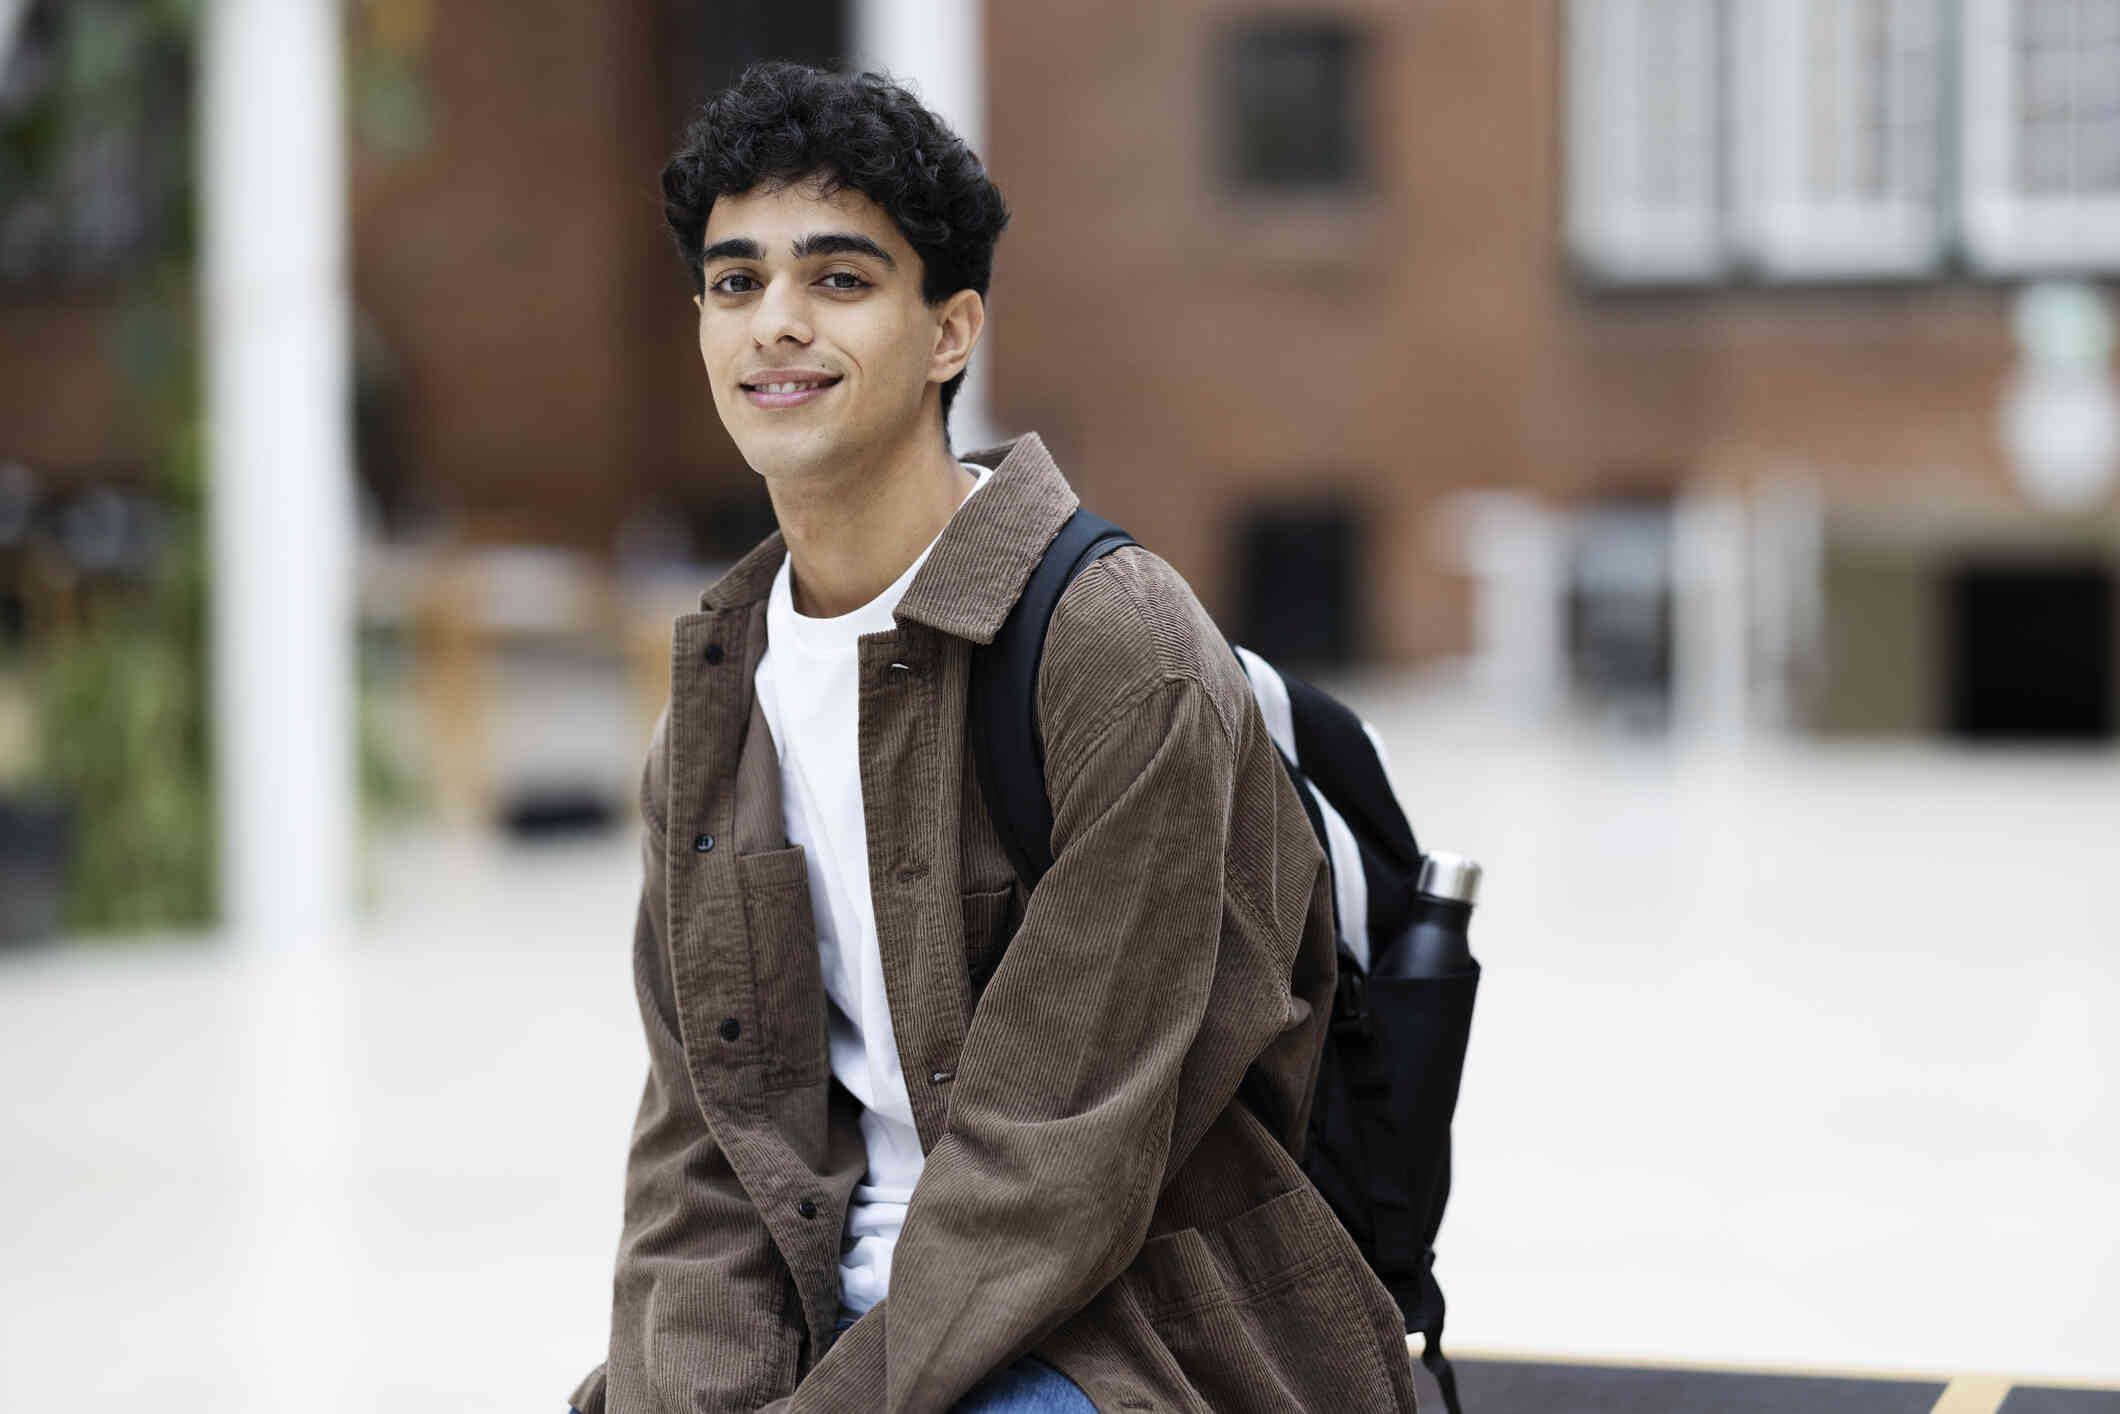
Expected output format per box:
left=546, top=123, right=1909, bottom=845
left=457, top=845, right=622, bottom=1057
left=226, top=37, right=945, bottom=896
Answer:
left=1416, top=851, right=1482, bottom=906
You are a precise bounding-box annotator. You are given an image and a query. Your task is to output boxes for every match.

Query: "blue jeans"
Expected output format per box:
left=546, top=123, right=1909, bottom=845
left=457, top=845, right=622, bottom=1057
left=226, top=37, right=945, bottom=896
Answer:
left=564, top=1321, right=1098, bottom=1414
left=832, top=1314, right=1097, bottom=1413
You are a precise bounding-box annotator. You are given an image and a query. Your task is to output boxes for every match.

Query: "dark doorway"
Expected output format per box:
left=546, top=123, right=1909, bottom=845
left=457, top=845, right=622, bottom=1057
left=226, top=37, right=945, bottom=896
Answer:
left=1568, top=496, right=1675, bottom=729
left=1946, top=561, right=2116, bottom=741
left=1235, top=501, right=1360, bottom=669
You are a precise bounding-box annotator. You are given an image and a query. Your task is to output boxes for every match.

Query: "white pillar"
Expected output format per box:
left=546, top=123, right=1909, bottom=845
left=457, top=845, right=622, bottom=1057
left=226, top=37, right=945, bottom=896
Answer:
left=1440, top=491, right=1570, bottom=719
left=201, top=0, right=357, bottom=948
left=1672, top=482, right=1749, bottom=741
left=1748, top=472, right=1825, bottom=733
left=853, top=0, right=1003, bottom=452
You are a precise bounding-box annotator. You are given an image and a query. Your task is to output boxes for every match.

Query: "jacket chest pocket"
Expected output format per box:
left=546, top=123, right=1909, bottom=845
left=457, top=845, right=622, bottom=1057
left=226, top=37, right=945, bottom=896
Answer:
left=737, top=846, right=830, bottom=1092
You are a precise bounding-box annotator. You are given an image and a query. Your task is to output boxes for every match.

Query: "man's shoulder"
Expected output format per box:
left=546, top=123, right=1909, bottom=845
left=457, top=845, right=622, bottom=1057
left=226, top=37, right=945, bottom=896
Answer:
left=1037, top=542, right=1251, bottom=754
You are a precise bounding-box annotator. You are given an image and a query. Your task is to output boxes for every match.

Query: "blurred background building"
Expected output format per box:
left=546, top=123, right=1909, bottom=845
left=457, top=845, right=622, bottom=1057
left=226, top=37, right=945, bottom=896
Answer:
left=10, top=0, right=2118, bottom=886
left=2, top=2, right=2117, bottom=1409
left=993, top=0, right=2120, bottom=742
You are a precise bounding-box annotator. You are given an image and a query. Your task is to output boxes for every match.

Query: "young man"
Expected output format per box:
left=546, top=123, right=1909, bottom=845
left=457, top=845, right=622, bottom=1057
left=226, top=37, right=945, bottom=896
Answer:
left=570, top=62, right=1420, bottom=1414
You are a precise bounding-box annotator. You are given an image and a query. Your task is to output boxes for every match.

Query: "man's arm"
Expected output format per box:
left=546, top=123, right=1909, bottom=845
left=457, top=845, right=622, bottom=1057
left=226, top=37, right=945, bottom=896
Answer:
left=572, top=710, right=798, bottom=1414
left=765, top=553, right=1322, bottom=1413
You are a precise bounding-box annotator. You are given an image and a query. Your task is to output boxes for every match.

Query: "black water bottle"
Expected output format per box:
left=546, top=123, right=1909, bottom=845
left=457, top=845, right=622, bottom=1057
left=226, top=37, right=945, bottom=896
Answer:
left=1375, top=852, right=1482, bottom=978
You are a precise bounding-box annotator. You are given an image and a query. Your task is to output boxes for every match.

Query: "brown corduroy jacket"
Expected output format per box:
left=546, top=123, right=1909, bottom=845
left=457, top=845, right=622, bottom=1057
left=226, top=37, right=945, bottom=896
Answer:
left=571, top=431, right=1419, bottom=1413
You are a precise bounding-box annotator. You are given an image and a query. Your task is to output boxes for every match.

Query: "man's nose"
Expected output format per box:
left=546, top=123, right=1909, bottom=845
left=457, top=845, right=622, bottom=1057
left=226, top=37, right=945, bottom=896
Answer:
left=751, top=276, right=812, bottom=346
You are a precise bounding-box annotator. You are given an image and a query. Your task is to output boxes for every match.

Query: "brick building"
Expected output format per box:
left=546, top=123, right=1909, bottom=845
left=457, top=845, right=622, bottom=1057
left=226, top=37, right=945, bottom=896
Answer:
left=985, top=0, right=2120, bottom=739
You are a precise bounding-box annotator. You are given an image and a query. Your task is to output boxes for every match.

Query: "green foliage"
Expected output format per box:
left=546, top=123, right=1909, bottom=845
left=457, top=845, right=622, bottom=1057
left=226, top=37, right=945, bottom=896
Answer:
left=37, top=583, right=215, bottom=934
left=36, top=406, right=214, bottom=932
left=0, top=0, right=196, bottom=283
left=6, top=0, right=211, bottom=933
left=351, top=0, right=436, bottom=156
left=357, top=624, right=421, bottom=822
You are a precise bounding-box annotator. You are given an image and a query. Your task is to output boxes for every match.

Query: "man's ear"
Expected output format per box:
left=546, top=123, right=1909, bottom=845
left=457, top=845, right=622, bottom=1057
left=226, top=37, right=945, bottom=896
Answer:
left=693, top=293, right=703, bottom=312
left=928, top=289, right=985, bottom=385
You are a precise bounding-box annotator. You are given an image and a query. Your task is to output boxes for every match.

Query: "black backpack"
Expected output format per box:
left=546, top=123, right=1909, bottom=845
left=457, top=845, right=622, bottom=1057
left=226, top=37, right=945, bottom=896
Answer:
left=969, top=509, right=1480, bottom=1414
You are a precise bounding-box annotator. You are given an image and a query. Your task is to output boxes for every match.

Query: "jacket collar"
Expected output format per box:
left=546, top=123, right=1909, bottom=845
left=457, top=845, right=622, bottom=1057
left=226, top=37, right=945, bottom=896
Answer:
left=696, top=430, right=1080, bottom=647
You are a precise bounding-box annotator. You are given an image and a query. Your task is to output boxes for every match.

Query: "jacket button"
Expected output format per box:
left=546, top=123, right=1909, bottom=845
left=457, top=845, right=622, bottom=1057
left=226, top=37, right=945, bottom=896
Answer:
left=796, top=1198, right=817, bottom=1219
left=703, top=642, right=724, bottom=665
left=719, top=1017, right=740, bottom=1042
left=693, top=833, right=715, bottom=853
left=929, top=1070, right=954, bottom=1085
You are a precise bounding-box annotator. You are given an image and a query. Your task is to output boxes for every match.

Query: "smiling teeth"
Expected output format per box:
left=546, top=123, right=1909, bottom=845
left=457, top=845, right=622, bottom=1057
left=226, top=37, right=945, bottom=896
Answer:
left=758, top=381, right=822, bottom=393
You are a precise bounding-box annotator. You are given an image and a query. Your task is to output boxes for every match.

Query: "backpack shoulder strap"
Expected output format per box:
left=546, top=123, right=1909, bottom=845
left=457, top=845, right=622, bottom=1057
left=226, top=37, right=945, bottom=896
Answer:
left=969, top=507, right=1136, bottom=890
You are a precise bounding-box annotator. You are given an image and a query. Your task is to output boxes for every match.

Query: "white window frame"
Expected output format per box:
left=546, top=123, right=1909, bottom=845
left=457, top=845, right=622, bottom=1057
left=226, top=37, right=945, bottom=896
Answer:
left=1960, top=0, right=2120, bottom=273
left=1729, top=0, right=1948, bottom=280
left=1565, top=0, right=1730, bottom=283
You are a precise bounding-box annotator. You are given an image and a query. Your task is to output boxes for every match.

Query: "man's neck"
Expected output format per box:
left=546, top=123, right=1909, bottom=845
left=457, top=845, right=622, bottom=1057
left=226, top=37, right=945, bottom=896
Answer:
left=766, top=429, right=977, bottom=619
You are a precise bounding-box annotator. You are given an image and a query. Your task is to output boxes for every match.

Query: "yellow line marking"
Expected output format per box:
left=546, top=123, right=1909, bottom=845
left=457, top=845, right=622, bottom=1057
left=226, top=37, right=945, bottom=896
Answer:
left=1928, top=1376, right=2013, bottom=1414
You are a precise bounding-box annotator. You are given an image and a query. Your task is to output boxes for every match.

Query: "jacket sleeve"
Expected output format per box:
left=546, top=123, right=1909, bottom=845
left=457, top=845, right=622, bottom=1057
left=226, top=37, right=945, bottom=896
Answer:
left=572, top=708, right=799, bottom=1414
left=765, top=647, right=1307, bottom=1413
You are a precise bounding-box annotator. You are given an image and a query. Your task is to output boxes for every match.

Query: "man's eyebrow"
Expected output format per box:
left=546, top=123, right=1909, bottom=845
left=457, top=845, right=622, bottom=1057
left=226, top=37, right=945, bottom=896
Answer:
left=791, top=231, right=896, bottom=268
left=700, top=237, right=764, bottom=264
left=700, top=231, right=897, bottom=270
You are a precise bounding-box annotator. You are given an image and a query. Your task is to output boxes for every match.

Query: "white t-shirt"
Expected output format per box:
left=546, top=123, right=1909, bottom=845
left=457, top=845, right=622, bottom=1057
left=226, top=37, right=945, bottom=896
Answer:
left=752, top=462, right=991, bottom=1319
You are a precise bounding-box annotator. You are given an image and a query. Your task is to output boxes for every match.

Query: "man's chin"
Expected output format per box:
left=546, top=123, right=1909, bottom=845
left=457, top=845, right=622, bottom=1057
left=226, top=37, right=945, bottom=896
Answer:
left=734, top=422, right=845, bottom=482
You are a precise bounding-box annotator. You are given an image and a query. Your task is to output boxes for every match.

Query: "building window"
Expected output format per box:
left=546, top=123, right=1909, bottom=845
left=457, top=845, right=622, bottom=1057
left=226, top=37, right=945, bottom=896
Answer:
left=1566, top=0, right=1730, bottom=282
left=1568, top=0, right=2120, bottom=283
left=1961, top=0, right=2120, bottom=271
left=1222, top=20, right=1363, bottom=191
left=1732, top=0, right=1947, bottom=277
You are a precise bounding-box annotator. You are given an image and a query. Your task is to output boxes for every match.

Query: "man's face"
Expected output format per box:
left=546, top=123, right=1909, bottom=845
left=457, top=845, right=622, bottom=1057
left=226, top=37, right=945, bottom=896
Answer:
left=694, top=177, right=970, bottom=482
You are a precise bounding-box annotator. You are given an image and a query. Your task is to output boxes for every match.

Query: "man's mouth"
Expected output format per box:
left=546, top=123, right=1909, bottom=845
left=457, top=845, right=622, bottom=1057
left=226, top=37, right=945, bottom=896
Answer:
left=740, top=372, right=843, bottom=409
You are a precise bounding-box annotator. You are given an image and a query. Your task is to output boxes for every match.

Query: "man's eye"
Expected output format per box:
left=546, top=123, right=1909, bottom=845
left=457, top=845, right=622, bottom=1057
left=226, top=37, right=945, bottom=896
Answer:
left=709, top=272, right=759, bottom=294
left=819, top=271, right=869, bottom=291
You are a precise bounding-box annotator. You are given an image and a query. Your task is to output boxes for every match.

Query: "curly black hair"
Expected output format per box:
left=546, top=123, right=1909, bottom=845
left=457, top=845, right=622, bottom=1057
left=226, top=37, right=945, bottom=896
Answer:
left=662, top=62, right=1011, bottom=433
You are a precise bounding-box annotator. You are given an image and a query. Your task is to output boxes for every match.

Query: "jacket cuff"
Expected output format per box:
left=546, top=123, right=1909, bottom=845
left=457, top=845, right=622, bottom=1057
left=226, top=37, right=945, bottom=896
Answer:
left=567, top=1362, right=607, bottom=1414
